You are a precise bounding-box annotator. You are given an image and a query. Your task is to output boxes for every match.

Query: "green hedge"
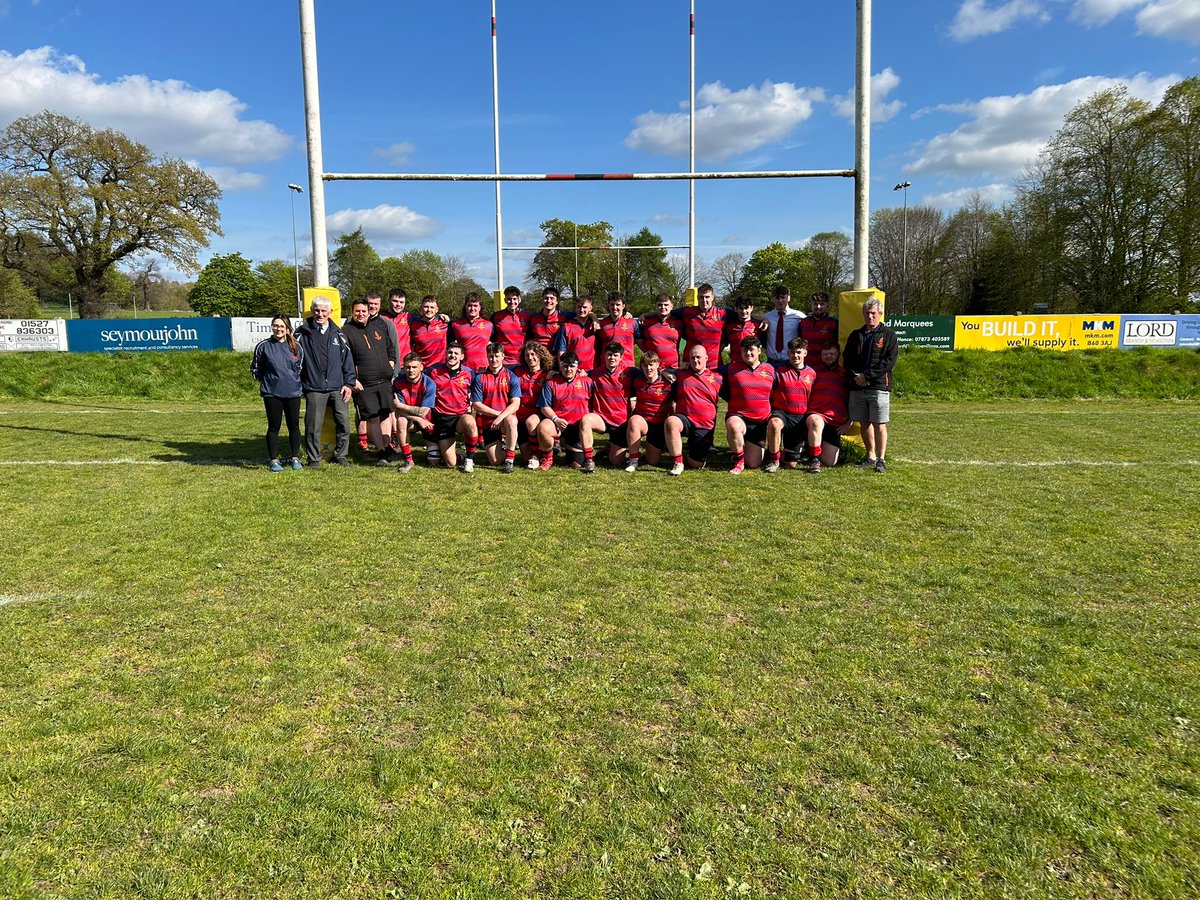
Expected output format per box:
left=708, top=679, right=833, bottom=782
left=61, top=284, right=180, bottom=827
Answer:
left=1, top=346, right=1199, bottom=402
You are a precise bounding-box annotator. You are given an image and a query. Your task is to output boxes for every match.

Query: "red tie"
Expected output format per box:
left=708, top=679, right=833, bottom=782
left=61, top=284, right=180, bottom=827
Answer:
left=775, top=313, right=785, bottom=353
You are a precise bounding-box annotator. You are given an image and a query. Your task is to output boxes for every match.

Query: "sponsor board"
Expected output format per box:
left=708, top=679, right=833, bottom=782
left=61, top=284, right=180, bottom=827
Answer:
left=67, top=318, right=233, bottom=353
left=0, top=319, right=68, bottom=352
left=1119, top=315, right=1179, bottom=348
left=1179, top=315, right=1200, bottom=348
left=889, top=316, right=954, bottom=350
left=955, top=315, right=1119, bottom=351
left=303, top=287, right=342, bottom=322
left=231, top=317, right=304, bottom=352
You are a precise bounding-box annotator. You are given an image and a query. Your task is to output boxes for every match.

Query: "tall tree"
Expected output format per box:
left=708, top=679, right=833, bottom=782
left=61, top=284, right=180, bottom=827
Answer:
left=705, top=252, right=746, bottom=299
left=0, top=111, right=221, bottom=318
left=188, top=253, right=257, bottom=317
left=869, top=206, right=946, bottom=314
left=0, top=267, right=39, bottom=318
left=254, top=258, right=312, bottom=317
left=329, top=228, right=382, bottom=303
left=735, top=242, right=815, bottom=305
left=527, top=219, right=614, bottom=298
left=618, top=227, right=672, bottom=309
left=806, top=232, right=852, bottom=297
left=1155, top=77, right=1200, bottom=305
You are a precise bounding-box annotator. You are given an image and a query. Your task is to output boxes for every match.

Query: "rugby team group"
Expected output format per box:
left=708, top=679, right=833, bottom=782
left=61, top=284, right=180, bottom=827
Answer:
left=249, top=284, right=899, bottom=476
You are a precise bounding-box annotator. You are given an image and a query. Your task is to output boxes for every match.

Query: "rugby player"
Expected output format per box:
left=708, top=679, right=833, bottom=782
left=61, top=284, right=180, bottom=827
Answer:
left=470, top=342, right=522, bottom=473
left=721, top=335, right=776, bottom=474
left=764, top=337, right=817, bottom=474
left=536, top=351, right=600, bottom=473
left=425, top=341, right=479, bottom=471
left=663, top=344, right=723, bottom=475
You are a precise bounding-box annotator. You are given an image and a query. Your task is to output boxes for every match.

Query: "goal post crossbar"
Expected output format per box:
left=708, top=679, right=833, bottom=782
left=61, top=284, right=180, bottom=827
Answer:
left=323, top=170, right=855, bottom=183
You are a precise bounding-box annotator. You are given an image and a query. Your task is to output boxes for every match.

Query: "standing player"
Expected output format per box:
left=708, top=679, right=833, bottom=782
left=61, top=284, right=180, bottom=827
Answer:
left=804, top=343, right=850, bottom=473
left=492, top=285, right=532, bottom=367
left=451, top=291, right=494, bottom=371
left=528, top=287, right=566, bottom=351
left=391, top=352, right=436, bottom=474
left=514, top=341, right=554, bottom=468
left=764, top=337, right=817, bottom=473
left=597, top=291, right=639, bottom=368
left=410, top=295, right=450, bottom=368
left=639, top=293, right=682, bottom=370
left=721, top=335, right=776, bottom=474
left=720, top=296, right=767, bottom=362
left=470, top=341, right=522, bottom=473
left=342, top=298, right=397, bottom=461
left=382, top=289, right=412, bottom=361
left=663, top=344, right=723, bottom=475
left=425, top=341, right=480, bottom=472
left=624, top=350, right=673, bottom=472
left=671, top=283, right=727, bottom=369
left=800, top=291, right=839, bottom=360
left=554, top=294, right=599, bottom=370
left=536, top=351, right=600, bottom=473
left=590, top=341, right=634, bottom=467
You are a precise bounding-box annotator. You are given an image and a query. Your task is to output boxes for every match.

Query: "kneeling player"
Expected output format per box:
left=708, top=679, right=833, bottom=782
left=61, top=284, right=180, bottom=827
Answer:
left=590, top=341, right=634, bottom=467
left=515, top=341, right=553, bottom=468
left=663, top=344, right=723, bottom=476
left=426, top=342, right=479, bottom=471
left=625, top=350, right=673, bottom=471
left=536, top=351, right=600, bottom=473
left=470, top=342, right=522, bottom=473
left=764, top=337, right=816, bottom=473
left=804, top=344, right=850, bottom=473
left=392, top=352, right=436, bottom=473
left=721, top=335, right=776, bottom=474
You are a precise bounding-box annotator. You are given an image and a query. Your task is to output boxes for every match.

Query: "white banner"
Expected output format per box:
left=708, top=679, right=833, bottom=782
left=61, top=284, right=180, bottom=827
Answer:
left=0, top=318, right=68, bottom=352
left=231, top=317, right=303, bottom=352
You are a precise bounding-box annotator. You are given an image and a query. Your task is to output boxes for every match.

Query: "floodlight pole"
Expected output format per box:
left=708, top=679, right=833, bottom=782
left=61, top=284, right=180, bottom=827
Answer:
left=853, top=0, right=871, bottom=290
left=491, top=1, right=504, bottom=294
left=288, top=183, right=305, bottom=317
left=894, top=180, right=910, bottom=314
left=298, top=0, right=329, bottom=287
left=688, top=1, right=696, bottom=292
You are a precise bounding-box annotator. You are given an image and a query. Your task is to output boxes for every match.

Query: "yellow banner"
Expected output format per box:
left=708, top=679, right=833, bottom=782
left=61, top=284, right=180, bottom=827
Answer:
left=303, top=287, right=342, bottom=322
left=956, top=315, right=1119, bottom=351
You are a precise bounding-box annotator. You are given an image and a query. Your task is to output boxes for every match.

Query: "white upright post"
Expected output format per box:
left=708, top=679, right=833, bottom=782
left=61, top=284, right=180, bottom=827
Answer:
left=688, top=1, right=696, bottom=292
left=298, top=0, right=330, bottom=287
left=853, top=0, right=871, bottom=290
left=491, top=0, right=504, bottom=295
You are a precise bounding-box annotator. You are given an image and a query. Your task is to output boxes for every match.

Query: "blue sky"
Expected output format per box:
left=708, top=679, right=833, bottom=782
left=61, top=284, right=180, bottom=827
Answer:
left=1, top=0, right=1197, bottom=289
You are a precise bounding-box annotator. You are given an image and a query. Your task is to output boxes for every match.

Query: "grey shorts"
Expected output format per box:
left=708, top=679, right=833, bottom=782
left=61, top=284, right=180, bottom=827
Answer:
left=849, top=389, right=890, bottom=424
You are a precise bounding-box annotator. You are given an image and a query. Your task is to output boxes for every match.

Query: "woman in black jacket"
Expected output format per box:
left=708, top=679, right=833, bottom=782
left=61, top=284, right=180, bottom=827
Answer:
left=250, top=316, right=305, bottom=472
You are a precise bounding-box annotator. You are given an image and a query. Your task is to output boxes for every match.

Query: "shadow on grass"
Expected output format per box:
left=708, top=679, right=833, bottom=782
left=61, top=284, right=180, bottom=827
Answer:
left=0, top=421, right=263, bottom=466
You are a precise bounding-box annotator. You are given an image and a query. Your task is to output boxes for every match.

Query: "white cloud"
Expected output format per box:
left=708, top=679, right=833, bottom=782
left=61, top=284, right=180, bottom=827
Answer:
left=201, top=166, right=265, bottom=192
left=908, top=73, right=1178, bottom=178
left=1136, top=0, right=1200, bottom=42
left=949, top=0, right=1049, bottom=40
left=1069, top=0, right=1144, bottom=26
left=372, top=142, right=415, bottom=165
left=325, top=204, right=443, bottom=246
left=922, top=183, right=1015, bottom=209
left=0, top=47, right=291, bottom=165
left=832, top=68, right=904, bottom=123
left=625, top=80, right=825, bottom=162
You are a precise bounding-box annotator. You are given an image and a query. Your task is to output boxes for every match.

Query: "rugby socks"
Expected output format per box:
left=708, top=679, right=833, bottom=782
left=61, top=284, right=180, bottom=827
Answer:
left=465, top=436, right=480, bottom=456
left=583, top=447, right=594, bottom=462
left=672, top=454, right=684, bottom=466
left=628, top=446, right=641, bottom=462
left=810, top=445, right=822, bottom=458
left=731, top=450, right=745, bottom=468
left=400, top=443, right=413, bottom=464
left=767, top=450, right=782, bottom=466
left=505, top=446, right=516, bottom=464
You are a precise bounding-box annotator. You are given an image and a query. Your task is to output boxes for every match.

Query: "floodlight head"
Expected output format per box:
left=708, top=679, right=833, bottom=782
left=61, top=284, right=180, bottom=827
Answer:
left=893, top=181, right=911, bottom=191
left=288, top=183, right=305, bottom=193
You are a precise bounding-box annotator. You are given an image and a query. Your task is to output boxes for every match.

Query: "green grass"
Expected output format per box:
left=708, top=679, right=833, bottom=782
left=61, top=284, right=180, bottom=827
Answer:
left=34, top=303, right=196, bottom=320
left=0, top=396, right=1198, bottom=897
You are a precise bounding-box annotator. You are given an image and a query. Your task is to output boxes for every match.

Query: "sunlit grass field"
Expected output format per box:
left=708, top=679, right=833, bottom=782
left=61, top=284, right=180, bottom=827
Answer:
left=1, top=395, right=1198, bottom=898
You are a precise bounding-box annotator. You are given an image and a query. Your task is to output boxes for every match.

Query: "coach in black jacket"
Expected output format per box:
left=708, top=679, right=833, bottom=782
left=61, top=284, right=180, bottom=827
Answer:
left=296, top=297, right=356, bottom=466
left=843, top=297, right=897, bottom=473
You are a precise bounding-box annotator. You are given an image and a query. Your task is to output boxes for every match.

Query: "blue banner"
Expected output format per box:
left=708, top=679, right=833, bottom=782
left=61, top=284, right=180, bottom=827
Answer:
left=1178, top=315, right=1200, bottom=348
left=67, top=318, right=232, bottom=352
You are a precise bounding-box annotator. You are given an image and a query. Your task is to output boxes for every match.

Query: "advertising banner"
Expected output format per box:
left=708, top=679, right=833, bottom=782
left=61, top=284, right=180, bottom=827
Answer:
left=955, top=315, right=1119, bottom=351
left=0, top=318, right=68, bottom=352
left=1119, top=315, right=1180, bottom=348
left=231, top=317, right=304, bottom=352
left=837, top=289, right=885, bottom=355
left=1178, top=315, right=1200, bottom=348
left=303, top=287, right=342, bottom=322
left=66, top=318, right=233, bottom=353
left=889, top=316, right=955, bottom=350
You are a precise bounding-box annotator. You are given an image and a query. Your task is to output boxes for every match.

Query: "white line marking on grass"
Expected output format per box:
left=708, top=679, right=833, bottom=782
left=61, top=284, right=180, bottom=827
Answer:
left=0, top=593, right=43, bottom=607
left=0, top=458, right=258, bottom=466
left=892, top=458, right=1200, bottom=467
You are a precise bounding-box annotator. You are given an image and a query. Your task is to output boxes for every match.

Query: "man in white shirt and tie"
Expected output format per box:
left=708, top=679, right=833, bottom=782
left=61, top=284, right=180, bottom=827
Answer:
left=763, top=285, right=805, bottom=365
